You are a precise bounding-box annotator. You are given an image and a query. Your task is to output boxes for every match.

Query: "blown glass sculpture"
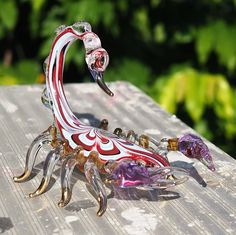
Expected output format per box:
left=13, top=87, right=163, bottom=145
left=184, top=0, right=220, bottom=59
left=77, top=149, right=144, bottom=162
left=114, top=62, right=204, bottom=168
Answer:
left=13, top=22, right=215, bottom=216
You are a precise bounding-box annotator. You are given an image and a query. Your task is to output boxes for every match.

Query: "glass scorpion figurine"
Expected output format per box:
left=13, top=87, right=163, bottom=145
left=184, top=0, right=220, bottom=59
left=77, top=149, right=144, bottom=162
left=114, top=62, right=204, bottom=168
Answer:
left=13, top=22, right=215, bottom=216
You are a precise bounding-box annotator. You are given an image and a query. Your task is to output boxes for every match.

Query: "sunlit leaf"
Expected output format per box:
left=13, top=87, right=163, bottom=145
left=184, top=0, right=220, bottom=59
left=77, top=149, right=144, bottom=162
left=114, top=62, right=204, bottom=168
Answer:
left=205, top=74, right=216, bottom=104
left=173, top=30, right=193, bottom=44
left=214, top=75, right=234, bottom=119
left=106, top=58, right=152, bottom=92
left=173, top=70, right=187, bottom=103
left=195, top=25, right=214, bottom=64
left=0, top=0, right=18, bottom=30
left=151, top=0, right=161, bottom=7
left=158, top=75, right=178, bottom=113
left=0, top=76, right=18, bottom=85
left=102, top=2, right=115, bottom=27
left=39, top=37, right=54, bottom=58
left=65, top=43, right=85, bottom=68
left=194, top=119, right=213, bottom=140
left=0, top=61, right=40, bottom=85
left=195, top=20, right=236, bottom=71
left=214, top=21, right=236, bottom=71
left=154, top=23, right=166, bottom=43
left=153, top=65, right=235, bottom=137
left=185, top=70, right=207, bottom=121
left=16, top=60, right=40, bottom=84
left=41, top=19, right=62, bottom=37
left=29, top=0, right=45, bottom=12
left=132, top=7, right=151, bottom=41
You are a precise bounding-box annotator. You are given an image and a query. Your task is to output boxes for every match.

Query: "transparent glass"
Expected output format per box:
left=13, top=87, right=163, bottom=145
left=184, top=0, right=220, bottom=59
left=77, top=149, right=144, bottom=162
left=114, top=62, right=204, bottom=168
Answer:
left=14, top=21, right=215, bottom=217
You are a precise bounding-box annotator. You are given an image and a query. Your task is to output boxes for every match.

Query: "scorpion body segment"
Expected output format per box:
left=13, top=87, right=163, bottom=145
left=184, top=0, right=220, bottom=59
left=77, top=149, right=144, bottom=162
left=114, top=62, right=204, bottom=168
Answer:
left=13, top=22, right=215, bottom=216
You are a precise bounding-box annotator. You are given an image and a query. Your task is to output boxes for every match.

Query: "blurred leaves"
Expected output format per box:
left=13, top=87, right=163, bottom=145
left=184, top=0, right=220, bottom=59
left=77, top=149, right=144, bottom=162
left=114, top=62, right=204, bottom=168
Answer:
left=0, top=0, right=18, bottom=34
left=196, top=20, right=236, bottom=72
left=154, top=23, right=166, bottom=43
left=0, top=61, right=41, bottom=85
left=106, top=59, right=152, bottom=92
left=62, top=0, right=117, bottom=32
left=29, top=0, right=45, bottom=12
left=0, top=0, right=236, bottom=155
left=154, top=66, right=236, bottom=138
left=133, top=7, right=151, bottom=41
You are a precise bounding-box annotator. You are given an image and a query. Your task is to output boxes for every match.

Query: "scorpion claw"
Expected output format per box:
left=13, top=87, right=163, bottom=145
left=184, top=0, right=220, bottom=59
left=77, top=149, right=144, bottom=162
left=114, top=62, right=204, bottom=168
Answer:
left=177, top=134, right=215, bottom=171
left=105, top=160, right=189, bottom=189
left=149, top=174, right=188, bottom=189
left=84, top=152, right=107, bottom=216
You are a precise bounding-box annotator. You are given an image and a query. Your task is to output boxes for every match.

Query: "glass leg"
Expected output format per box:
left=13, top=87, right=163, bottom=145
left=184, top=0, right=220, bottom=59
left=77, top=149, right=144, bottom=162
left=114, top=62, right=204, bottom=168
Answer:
left=29, top=145, right=62, bottom=198
left=13, top=129, right=51, bottom=182
left=84, top=158, right=107, bottom=216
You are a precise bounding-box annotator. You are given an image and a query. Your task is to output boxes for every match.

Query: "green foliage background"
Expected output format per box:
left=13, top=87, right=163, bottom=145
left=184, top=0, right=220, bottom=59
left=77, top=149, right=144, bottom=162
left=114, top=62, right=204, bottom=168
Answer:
left=0, top=0, right=235, bottom=157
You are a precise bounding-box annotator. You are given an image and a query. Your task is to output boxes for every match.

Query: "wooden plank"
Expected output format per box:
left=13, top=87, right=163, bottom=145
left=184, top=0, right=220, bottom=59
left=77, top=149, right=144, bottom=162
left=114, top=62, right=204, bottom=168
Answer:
left=0, top=82, right=235, bottom=235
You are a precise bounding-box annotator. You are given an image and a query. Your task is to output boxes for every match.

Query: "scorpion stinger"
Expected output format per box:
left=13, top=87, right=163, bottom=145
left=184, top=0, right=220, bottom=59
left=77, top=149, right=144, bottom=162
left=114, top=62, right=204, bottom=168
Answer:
left=13, top=21, right=215, bottom=216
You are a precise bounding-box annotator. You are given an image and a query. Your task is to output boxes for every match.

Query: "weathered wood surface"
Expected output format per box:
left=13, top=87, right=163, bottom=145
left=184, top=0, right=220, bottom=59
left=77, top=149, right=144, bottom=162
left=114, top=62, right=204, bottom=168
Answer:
left=0, top=81, right=235, bottom=235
